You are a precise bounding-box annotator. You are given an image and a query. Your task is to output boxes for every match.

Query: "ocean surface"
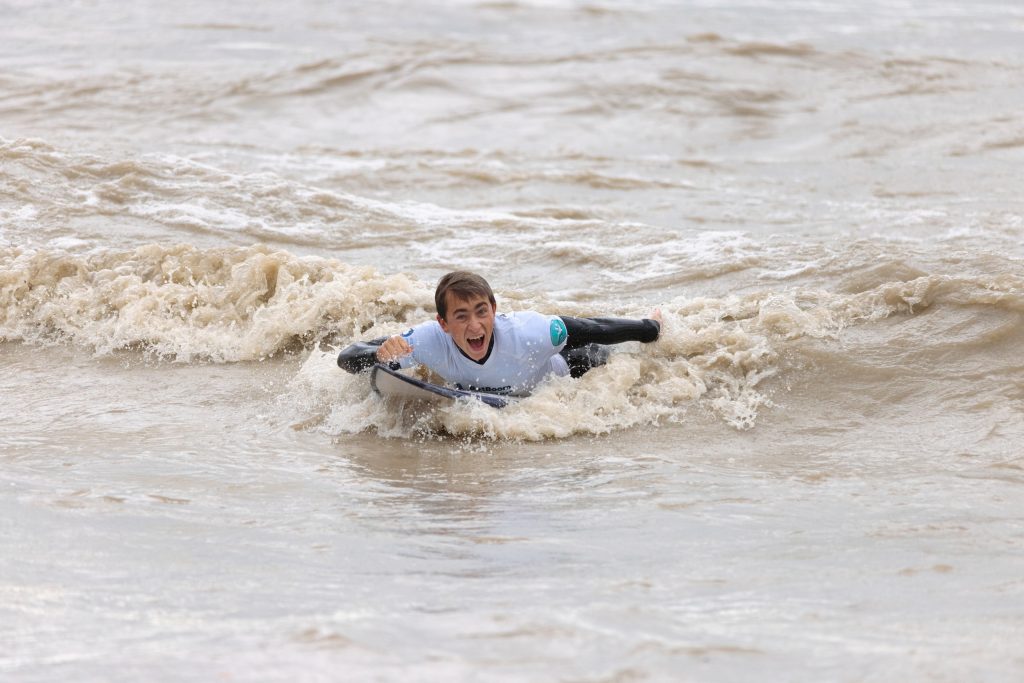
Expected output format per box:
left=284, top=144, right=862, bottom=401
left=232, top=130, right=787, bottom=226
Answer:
left=2, top=1, right=1023, bottom=680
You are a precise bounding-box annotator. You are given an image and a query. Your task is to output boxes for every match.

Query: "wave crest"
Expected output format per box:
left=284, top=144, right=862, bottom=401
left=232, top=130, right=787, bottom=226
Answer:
left=0, top=243, right=431, bottom=361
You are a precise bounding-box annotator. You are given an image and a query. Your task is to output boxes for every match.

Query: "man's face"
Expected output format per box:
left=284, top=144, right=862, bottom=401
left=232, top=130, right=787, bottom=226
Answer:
left=437, top=292, right=496, bottom=361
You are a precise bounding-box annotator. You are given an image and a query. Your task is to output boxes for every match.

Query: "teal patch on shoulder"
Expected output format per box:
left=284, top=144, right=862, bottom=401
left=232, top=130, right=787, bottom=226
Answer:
left=549, top=318, right=567, bottom=346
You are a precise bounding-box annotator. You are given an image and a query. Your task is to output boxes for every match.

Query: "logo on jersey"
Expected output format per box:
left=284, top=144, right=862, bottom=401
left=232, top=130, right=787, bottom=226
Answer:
left=401, top=328, right=414, bottom=338
left=549, top=319, right=567, bottom=346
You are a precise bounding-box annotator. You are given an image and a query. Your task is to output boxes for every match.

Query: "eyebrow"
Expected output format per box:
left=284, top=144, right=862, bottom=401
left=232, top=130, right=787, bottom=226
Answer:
left=452, top=302, right=489, bottom=315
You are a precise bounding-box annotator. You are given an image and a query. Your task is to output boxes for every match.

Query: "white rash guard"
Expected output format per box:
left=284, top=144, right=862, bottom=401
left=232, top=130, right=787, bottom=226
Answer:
left=395, top=311, right=569, bottom=396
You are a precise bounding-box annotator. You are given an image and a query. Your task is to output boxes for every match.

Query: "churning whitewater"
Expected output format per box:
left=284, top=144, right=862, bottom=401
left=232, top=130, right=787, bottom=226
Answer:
left=5, top=241, right=1021, bottom=439
left=2, top=1, right=1023, bottom=681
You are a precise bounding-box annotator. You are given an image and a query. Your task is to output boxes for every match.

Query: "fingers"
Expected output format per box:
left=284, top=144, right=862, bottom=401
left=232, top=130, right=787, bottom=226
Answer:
left=375, top=335, right=413, bottom=362
left=648, top=308, right=663, bottom=341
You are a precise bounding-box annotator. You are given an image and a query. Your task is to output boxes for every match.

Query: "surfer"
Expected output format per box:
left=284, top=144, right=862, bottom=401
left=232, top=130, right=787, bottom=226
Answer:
left=337, top=271, right=662, bottom=396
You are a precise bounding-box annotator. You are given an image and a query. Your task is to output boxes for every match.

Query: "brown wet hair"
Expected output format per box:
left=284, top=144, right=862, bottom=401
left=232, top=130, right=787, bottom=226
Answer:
left=434, top=271, right=496, bottom=321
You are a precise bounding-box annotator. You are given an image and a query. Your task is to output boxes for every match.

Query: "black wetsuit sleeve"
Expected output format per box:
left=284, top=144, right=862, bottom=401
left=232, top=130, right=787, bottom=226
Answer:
left=337, top=336, right=389, bottom=374
left=560, top=316, right=661, bottom=350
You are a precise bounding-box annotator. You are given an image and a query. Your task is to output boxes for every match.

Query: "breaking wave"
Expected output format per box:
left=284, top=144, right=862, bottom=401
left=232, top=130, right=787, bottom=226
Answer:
left=3, top=243, right=1021, bottom=438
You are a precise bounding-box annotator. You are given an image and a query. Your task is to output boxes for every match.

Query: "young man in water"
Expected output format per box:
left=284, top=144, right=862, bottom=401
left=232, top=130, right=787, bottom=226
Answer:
left=337, top=271, right=662, bottom=396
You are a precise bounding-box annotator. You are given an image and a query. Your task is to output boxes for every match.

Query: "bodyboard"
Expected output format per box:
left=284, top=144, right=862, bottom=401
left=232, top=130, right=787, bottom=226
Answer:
left=370, top=364, right=511, bottom=409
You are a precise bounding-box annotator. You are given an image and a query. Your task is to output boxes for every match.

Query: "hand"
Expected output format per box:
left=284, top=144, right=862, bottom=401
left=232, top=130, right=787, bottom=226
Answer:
left=376, top=335, right=413, bottom=362
left=649, top=308, right=663, bottom=340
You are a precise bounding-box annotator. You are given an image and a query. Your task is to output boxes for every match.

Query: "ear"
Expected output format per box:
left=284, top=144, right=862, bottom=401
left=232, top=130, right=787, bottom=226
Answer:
left=436, top=314, right=449, bottom=333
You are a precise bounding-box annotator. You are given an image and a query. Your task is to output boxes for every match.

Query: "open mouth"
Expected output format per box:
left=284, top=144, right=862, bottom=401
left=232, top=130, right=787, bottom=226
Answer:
left=467, top=334, right=486, bottom=353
